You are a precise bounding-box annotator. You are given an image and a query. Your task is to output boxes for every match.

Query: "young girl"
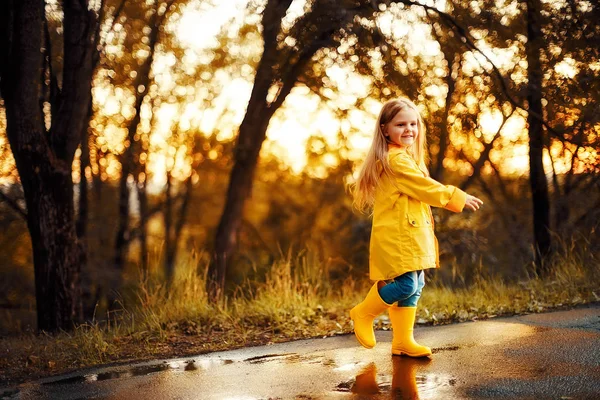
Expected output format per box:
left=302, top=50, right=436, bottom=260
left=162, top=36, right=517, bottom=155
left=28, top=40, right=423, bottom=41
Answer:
left=350, top=98, right=483, bottom=357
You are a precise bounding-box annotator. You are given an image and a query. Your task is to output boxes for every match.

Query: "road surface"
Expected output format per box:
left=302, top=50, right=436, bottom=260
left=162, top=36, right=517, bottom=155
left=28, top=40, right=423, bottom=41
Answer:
left=2, top=304, right=599, bottom=399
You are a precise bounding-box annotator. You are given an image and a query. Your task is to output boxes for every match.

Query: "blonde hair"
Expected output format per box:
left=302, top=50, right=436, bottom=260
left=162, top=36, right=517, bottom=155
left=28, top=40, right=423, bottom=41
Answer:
left=352, top=97, right=429, bottom=213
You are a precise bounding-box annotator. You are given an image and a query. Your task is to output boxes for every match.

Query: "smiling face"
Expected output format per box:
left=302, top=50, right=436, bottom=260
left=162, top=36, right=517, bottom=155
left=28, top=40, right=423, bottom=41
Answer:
left=382, top=108, right=419, bottom=148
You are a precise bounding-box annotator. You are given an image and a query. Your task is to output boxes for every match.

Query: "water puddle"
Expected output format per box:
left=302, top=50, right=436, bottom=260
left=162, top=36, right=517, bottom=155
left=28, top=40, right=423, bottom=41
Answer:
left=335, top=359, right=457, bottom=398
left=40, top=358, right=235, bottom=386
left=243, top=353, right=292, bottom=364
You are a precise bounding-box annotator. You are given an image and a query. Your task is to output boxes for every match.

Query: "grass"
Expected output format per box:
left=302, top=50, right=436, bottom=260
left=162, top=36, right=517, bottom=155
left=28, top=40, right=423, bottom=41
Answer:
left=1, top=238, right=599, bottom=388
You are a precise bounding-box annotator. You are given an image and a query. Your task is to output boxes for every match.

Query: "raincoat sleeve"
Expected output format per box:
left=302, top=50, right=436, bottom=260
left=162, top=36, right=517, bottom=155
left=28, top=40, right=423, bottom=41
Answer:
left=389, top=153, right=467, bottom=212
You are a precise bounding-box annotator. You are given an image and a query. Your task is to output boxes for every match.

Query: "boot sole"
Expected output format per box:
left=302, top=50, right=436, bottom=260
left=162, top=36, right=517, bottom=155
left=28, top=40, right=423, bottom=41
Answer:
left=392, top=350, right=432, bottom=358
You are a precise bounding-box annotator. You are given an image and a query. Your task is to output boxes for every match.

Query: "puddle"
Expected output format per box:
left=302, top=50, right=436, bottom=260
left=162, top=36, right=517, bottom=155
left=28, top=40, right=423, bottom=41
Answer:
left=40, top=358, right=235, bottom=385
left=42, top=363, right=172, bottom=385
left=241, top=352, right=337, bottom=368
left=283, top=353, right=336, bottom=367
left=335, top=359, right=458, bottom=398
left=243, top=353, right=292, bottom=364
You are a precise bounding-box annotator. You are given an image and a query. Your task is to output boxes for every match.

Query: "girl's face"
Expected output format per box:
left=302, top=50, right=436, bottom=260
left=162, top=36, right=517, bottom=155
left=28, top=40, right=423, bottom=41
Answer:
left=383, top=108, right=419, bottom=148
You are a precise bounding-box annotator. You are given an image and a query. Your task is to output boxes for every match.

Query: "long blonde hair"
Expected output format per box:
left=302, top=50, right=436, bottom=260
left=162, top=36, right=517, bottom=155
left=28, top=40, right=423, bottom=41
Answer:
left=352, top=98, right=429, bottom=213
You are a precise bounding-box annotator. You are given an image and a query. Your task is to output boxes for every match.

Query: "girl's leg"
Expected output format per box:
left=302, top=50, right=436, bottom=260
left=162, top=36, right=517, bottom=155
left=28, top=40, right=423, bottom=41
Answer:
left=378, top=270, right=420, bottom=305
left=398, top=270, right=425, bottom=307
left=389, top=270, right=431, bottom=357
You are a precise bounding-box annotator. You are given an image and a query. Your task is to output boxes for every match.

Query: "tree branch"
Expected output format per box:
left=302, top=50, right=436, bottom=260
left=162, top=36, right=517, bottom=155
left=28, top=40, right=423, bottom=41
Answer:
left=383, top=0, right=564, bottom=141
left=262, top=0, right=294, bottom=47
left=460, top=108, right=516, bottom=191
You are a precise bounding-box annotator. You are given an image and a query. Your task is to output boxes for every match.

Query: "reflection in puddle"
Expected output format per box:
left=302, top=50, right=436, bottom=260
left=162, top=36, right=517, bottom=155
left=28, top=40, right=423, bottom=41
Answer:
left=336, top=358, right=456, bottom=399
left=351, top=363, right=381, bottom=395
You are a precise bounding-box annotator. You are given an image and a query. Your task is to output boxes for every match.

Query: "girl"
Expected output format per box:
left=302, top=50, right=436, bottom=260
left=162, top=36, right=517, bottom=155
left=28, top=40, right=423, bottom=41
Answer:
left=350, top=98, right=483, bottom=357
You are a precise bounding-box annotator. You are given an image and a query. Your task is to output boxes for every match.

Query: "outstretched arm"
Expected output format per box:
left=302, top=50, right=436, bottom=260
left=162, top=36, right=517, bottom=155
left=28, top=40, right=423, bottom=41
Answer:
left=389, top=154, right=470, bottom=212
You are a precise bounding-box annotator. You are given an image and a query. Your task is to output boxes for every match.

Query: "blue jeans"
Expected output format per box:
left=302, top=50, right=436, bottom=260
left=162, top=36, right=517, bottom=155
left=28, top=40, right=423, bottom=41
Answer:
left=379, top=270, right=425, bottom=307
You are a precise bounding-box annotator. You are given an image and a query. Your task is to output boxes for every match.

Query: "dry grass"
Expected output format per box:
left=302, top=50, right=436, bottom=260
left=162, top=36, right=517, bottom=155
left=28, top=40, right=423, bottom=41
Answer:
left=1, top=237, right=598, bottom=388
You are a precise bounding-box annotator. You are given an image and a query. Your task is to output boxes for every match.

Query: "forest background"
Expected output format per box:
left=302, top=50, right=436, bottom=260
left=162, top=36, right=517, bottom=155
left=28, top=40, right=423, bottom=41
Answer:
left=0, top=0, right=599, bottom=384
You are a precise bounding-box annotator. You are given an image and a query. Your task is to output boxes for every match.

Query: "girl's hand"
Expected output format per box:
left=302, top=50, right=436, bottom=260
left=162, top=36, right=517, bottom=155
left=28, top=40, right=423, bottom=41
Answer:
left=465, top=194, right=483, bottom=211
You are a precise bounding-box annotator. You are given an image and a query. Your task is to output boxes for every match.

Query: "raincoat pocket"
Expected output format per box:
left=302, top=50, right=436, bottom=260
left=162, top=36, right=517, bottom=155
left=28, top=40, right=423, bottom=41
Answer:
left=405, top=213, right=436, bottom=259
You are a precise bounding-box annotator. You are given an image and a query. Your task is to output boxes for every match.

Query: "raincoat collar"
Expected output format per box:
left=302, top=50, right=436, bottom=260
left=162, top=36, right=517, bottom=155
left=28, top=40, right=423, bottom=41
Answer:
left=388, top=143, right=410, bottom=153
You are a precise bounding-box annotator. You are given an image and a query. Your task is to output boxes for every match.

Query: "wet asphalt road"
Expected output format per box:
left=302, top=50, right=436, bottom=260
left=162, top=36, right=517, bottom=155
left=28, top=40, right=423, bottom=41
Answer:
left=2, top=304, right=599, bottom=399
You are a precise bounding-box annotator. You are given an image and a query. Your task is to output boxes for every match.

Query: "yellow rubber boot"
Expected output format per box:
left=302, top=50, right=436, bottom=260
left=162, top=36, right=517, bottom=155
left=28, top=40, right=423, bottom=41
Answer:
left=390, top=306, right=432, bottom=357
left=349, top=282, right=392, bottom=349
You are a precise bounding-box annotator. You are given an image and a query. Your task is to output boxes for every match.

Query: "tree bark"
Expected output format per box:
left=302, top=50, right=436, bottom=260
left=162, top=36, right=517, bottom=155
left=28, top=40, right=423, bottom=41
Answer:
left=206, top=0, right=344, bottom=300
left=209, top=104, right=270, bottom=299
left=0, top=0, right=97, bottom=332
left=526, top=0, right=551, bottom=274
left=78, top=100, right=94, bottom=319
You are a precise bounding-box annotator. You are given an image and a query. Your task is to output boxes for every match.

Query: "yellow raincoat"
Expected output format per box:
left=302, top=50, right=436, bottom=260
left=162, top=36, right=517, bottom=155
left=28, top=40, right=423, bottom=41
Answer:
left=369, top=145, right=467, bottom=280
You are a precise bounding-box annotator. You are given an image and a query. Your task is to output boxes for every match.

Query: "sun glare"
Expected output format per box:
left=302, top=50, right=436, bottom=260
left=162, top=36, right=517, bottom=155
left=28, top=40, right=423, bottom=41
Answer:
left=176, top=0, right=248, bottom=50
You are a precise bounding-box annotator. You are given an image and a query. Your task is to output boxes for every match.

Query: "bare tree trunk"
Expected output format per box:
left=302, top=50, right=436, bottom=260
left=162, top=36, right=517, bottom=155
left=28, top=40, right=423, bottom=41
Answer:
left=92, top=147, right=104, bottom=202
left=164, top=173, right=193, bottom=289
left=526, top=0, right=551, bottom=274
left=77, top=101, right=92, bottom=241
left=209, top=105, right=270, bottom=299
left=0, top=0, right=97, bottom=332
left=114, top=152, right=131, bottom=277
left=164, top=169, right=174, bottom=285
left=207, top=0, right=342, bottom=301
left=78, top=100, right=94, bottom=319
left=136, top=174, right=149, bottom=280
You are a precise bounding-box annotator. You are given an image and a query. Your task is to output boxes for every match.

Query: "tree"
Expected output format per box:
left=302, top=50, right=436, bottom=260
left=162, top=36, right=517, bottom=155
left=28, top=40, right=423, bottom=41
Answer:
left=525, top=0, right=551, bottom=274
left=113, top=0, right=176, bottom=298
left=0, top=0, right=99, bottom=332
left=207, top=0, right=350, bottom=300
left=207, top=0, right=504, bottom=299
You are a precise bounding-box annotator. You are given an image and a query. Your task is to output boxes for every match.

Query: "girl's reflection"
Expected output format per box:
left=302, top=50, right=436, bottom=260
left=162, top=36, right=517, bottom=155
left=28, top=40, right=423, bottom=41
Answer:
left=351, top=358, right=431, bottom=399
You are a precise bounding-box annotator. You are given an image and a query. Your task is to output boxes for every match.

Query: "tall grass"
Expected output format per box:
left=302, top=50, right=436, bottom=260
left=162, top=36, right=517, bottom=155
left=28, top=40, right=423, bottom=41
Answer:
left=74, top=233, right=598, bottom=359
left=419, top=230, right=599, bottom=323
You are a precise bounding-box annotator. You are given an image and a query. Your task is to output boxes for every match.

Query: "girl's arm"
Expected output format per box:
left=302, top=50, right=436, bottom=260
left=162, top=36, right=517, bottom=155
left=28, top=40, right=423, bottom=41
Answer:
left=389, top=153, right=467, bottom=212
